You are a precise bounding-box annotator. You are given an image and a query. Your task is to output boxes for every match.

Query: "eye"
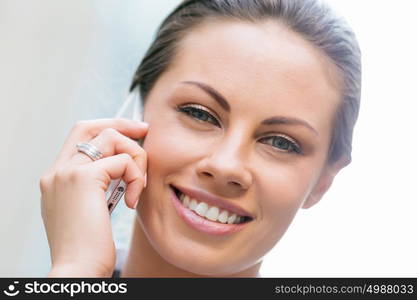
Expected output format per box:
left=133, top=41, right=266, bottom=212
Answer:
left=176, top=104, right=221, bottom=127
left=259, top=135, right=302, bottom=154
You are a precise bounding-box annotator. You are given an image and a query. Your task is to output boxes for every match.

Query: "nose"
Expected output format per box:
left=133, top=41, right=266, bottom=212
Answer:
left=195, top=131, right=253, bottom=191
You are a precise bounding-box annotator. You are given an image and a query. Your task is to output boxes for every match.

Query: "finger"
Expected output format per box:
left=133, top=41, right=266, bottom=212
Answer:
left=92, top=153, right=145, bottom=209
left=70, top=127, right=147, bottom=175
left=54, top=118, right=148, bottom=166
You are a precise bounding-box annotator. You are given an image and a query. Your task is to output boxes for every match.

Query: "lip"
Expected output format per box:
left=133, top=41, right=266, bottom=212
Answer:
left=170, top=184, right=254, bottom=220
left=169, top=186, right=251, bottom=235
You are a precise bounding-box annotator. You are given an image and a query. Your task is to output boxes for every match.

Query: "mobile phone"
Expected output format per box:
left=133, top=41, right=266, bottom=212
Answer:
left=105, top=89, right=143, bottom=214
left=106, top=179, right=127, bottom=214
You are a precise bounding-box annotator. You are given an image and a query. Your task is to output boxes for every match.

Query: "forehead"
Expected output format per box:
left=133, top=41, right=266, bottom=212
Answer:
left=164, top=19, right=342, bottom=129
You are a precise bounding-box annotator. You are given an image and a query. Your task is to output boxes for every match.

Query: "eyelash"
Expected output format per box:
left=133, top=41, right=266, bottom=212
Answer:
left=176, top=103, right=221, bottom=126
left=176, top=104, right=302, bottom=154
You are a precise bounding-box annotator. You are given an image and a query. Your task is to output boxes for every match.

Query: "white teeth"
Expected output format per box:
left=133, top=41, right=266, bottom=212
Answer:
left=189, top=199, right=198, bottom=210
left=217, top=210, right=229, bottom=223
left=178, top=191, right=248, bottom=224
left=183, top=195, right=190, bottom=207
left=227, top=213, right=237, bottom=224
left=205, top=206, right=220, bottom=221
left=195, top=202, right=209, bottom=217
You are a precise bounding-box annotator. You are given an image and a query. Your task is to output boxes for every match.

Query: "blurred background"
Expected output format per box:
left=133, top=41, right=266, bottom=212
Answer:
left=1, top=0, right=416, bottom=277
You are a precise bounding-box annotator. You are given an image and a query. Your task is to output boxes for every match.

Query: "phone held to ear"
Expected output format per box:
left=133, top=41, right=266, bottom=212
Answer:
left=105, top=89, right=143, bottom=214
left=105, top=179, right=127, bottom=214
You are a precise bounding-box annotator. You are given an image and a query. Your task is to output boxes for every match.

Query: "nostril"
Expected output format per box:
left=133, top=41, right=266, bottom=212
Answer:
left=202, top=171, right=213, bottom=178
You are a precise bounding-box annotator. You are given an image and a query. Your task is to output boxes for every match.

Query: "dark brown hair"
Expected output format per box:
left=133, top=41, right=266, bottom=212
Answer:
left=130, top=0, right=361, bottom=165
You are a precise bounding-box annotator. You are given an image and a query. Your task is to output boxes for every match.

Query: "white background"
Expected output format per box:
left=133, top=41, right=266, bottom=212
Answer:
left=1, top=0, right=416, bottom=276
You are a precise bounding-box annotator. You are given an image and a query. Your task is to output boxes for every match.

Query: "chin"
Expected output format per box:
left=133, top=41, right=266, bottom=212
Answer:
left=137, top=212, right=252, bottom=276
left=157, top=244, right=251, bottom=277
left=135, top=182, right=261, bottom=277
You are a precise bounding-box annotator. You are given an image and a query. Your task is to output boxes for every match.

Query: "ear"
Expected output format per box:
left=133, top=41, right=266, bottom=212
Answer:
left=302, top=155, right=350, bottom=209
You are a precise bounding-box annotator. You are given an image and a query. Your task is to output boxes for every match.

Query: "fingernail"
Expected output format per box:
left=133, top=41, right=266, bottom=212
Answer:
left=144, top=173, right=147, bottom=188
left=134, top=198, right=139, bottom=209
left=136, top=121, right=149, bottom=127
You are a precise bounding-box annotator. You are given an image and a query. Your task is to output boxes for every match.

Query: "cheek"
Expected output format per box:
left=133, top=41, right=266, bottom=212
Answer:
left=142, top=119, right=213, bottom=174
left=257, top=164, right=316, bottom=237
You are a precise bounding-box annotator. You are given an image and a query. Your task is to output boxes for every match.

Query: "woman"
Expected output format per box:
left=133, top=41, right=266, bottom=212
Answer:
left=40, top=0, right=361, bottom=277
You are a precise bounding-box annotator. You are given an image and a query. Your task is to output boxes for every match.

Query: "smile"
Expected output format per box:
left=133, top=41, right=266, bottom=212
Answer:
left=169, top=184, right=253, bottom=236
left=177, top=190, right=250, bottom=224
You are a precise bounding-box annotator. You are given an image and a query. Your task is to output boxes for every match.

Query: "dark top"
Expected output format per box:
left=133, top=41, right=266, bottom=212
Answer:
left=111, top=248, right=127, bottom=278
left=111, top=269, right=121, bottom=278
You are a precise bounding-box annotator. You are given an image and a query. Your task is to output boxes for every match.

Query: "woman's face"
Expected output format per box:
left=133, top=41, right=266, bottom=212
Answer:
left=137, top=19, right=343, bottom=275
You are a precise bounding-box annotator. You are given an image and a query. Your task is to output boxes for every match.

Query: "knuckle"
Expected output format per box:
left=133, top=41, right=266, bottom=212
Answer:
left=54, top=166, right=83, bottom=182
left=101, top=127, right=118, bottom=137
left=134, top=146, right=147, bottom=162
left=136, top=148, right=147, bottom=163
left=119, top=153, right=131, bottom=161
left=136, top=144, right=147, bottom=156
left=39, top=174, right=52, bottom=193
left=53, top=167, right=69, bottom=182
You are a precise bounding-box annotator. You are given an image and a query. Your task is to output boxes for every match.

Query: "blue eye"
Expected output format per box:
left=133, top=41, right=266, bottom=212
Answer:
left=177, top=104, right=220, bottom=127
left=177, top=105, right=301, bottom=154
left=259, top=135, right=302, bottom=154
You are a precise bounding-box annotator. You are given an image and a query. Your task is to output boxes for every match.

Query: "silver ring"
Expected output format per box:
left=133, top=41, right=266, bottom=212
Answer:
left=76, top=142, right=103, bottom=161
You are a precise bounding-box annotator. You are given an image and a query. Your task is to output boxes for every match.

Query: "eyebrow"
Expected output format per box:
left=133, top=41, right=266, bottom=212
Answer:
left=182, top=80, right=231, bottom=112
left=181, top=80, right=319, bottom=136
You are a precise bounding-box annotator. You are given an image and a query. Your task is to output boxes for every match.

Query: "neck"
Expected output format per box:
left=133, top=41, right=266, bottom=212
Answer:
left=120, top=216, right=262, bottom=278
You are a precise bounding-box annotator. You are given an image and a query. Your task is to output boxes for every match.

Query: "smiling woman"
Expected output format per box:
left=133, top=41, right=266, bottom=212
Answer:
left=40, top=0, right=361, bottom=278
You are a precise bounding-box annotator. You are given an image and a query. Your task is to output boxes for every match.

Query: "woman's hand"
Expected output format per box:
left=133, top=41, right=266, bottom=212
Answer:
left=39, top=119, right=148, bottom=277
